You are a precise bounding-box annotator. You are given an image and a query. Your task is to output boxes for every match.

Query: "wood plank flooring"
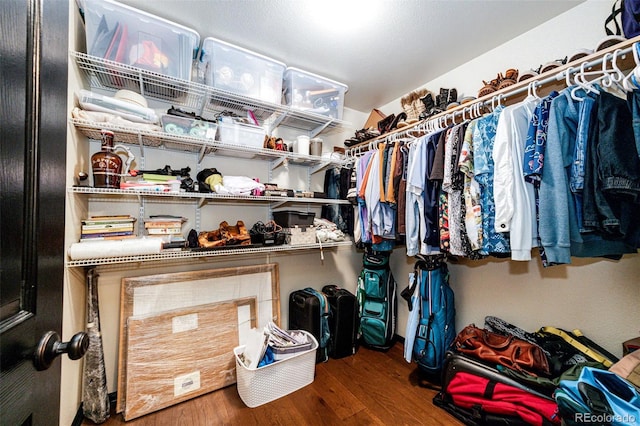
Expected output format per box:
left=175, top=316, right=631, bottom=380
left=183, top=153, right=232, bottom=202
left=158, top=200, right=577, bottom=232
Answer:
left=83, top=341, right=463, bottom=425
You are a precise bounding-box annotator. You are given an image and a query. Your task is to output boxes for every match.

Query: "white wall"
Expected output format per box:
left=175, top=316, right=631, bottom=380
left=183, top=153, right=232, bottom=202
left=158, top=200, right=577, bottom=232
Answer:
left=382, top=0, right=640, bottom=360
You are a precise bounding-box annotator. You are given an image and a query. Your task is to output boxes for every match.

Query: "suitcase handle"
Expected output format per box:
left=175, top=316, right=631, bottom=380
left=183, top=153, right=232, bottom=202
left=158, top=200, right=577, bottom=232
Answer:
left=292, top=293, right=309, bottom=308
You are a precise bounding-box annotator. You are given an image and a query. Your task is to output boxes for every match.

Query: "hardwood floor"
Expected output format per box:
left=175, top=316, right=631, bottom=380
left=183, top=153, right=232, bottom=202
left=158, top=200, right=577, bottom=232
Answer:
left=83, top=341, right=463, bottom=425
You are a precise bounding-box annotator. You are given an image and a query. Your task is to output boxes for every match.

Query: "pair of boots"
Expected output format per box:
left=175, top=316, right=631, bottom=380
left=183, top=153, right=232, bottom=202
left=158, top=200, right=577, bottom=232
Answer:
left=419, top=88, right=457, bottom=120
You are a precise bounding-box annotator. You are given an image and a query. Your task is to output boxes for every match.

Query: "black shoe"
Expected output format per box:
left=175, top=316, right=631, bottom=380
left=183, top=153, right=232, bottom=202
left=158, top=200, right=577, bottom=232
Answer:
left=420, top=93, right=435, bottom=113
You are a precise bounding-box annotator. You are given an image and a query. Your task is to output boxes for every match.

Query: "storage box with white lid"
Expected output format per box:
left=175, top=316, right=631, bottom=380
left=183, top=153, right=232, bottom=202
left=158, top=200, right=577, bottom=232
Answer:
left=201, top=37, right=285, bottom=104
left=216, top=118, right=266, bottom=149
left=82, top=0, right=200, bottom=81
left=283, top=67, right=348, bottom=120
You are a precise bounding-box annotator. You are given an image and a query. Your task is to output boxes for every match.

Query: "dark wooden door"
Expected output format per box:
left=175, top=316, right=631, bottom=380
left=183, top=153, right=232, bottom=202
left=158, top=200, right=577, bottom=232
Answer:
left=1, top=0, right=69, bottom=424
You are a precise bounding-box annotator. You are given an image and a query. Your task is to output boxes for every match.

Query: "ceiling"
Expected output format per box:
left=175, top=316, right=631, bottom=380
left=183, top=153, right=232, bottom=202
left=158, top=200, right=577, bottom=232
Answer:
left=115, top=0, right=584, bottom=113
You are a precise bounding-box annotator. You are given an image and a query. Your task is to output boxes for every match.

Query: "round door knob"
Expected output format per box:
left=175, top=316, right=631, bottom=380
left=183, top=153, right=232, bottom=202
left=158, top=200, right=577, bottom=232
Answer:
left=33, top=330, right=89, bottom=371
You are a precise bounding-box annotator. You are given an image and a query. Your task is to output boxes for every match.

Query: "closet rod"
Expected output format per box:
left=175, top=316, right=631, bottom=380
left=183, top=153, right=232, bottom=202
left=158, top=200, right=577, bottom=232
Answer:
left=346, top=39, right=640, bottom=157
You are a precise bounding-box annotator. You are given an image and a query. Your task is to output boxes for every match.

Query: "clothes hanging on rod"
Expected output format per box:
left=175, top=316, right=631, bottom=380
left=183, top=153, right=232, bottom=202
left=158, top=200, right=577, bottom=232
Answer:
left=349, top=39, right=640, bottom=265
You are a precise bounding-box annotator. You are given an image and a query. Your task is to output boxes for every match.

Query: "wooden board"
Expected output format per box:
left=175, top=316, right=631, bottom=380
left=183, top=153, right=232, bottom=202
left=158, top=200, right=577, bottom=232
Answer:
left=116, top=263, right=280, bottom=413
left=124, top=301, right=239, bottom=420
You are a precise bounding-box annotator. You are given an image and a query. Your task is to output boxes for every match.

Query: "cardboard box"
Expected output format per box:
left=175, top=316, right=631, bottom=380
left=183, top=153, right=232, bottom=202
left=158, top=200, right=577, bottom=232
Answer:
left=363, top=108, right=386, bottom=130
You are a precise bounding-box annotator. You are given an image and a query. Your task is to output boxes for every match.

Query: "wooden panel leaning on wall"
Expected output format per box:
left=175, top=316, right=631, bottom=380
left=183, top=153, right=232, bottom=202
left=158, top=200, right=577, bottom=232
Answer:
left=82, top=341, right=463, bottom=425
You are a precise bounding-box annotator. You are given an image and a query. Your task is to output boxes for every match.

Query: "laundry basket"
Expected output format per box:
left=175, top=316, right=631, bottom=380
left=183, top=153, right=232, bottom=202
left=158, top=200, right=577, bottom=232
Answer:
left=234, top=331, right=318, bottom=407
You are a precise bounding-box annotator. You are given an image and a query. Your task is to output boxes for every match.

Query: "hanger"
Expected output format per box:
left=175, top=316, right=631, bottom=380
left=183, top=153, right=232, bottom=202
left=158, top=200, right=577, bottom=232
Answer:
left=597, top=51, right=626, bottom=95
left=490, top=95, right=498, bottom=111
left=445, top=112, right=455, bottom=125
left=565, top=65, right=575, bottom=88
left=622, top=42, right=640, bottom=91
left=528, top=80, right=541, bottom=99
left=570, top=62, right=601, bottom=101
left=603, top=50, right=625, bottom=86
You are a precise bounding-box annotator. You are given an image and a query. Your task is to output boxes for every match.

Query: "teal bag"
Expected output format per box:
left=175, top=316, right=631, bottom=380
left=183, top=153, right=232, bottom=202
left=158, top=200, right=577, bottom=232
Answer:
left=555, top=366, right=640, bottom=425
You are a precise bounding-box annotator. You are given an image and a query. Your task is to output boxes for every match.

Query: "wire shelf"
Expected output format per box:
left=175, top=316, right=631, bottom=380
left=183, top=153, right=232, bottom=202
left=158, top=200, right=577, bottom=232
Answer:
left=68, top=186, right=351, bottom=205
left=71, top=51, right=351, bottom=134
left=72, top=118, right=347, bottom=168
left=71, top=118, right=215, bottom=152
left=65, top=240, right=353, bottom=268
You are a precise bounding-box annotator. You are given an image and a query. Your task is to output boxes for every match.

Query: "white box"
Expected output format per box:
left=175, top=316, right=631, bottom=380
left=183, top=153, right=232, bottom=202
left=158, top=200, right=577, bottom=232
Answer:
left=216, top=120, right=266, bottom=148
left=201, top=37, right=285, bottom=104
left=83, top=0, right=200, bottom=81
left=283, top=67, right=348, bottom=120
left=234, top=331, right=317, bottom=408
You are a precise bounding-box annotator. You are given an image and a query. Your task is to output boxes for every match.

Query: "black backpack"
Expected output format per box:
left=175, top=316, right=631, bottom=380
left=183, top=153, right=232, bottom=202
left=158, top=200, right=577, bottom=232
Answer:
left=356, top=252, right=397, bottom=350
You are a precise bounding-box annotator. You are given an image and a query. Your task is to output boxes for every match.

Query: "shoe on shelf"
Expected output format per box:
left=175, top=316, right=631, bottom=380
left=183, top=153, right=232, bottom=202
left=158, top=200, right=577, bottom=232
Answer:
left=438, top=88, right=458, bottom=110
left=518, top=69, right=539, bottom=83
left=567, top=48, right=593, bottom=64
left=389, top=112, right=407, bottom=131
left=478, top=74, right=501, bottom=98
left=377, top=114, right=396, bottom=134
left=420, top=92, right=436, bottom=114
left=539, top=58, right=567, bottom=74
left=497, top=69, right=518, bottom=90
left=344, top=127, right=380, bottom=147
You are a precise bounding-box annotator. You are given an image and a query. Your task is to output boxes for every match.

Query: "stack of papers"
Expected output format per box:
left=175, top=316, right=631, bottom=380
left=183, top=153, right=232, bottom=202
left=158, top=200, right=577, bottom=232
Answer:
left=239, top=322, right=311, bottom=369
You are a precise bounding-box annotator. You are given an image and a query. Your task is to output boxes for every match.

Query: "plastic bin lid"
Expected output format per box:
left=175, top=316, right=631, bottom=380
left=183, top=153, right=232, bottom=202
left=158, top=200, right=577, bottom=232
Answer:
left=89, top=0, right=200, bottom=47
left=284, top=67, right=348, bottom=92
left=200, top=36, right=286, bottom=68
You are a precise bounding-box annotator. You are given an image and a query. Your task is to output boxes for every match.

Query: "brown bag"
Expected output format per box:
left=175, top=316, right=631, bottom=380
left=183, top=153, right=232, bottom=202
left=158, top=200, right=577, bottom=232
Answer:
left=454, top=324, right=550, bottom=376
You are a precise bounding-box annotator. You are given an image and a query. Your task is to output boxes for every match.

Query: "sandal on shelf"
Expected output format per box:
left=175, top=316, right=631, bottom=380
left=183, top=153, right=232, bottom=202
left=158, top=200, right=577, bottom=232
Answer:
left=497, top=69, right=518, bottom=90
left=478, top=74, right=500, bottom=98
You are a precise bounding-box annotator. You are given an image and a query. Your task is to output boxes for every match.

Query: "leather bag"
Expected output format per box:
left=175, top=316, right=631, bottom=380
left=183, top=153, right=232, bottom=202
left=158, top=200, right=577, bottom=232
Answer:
left=453, top=324, right=550, bottom=376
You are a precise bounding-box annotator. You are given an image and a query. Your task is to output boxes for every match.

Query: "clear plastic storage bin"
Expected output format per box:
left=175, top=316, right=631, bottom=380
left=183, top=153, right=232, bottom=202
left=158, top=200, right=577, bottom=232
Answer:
left=160, top=115, right=217, bottom=139
left=283, top=67, right=348, bottom=120
left=234, top=331, right=317, bottom=407
left=82, top=0, right=200, bottom=81
left=216, top=120, right=266, bottom=148
left=200, top=37, right=285, bottom=104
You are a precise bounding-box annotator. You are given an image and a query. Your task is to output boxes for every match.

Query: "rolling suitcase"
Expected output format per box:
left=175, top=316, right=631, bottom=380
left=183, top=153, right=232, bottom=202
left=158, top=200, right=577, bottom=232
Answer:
left=433, top=351, right=561, bottom=426
left=322, top=285, right=358, bottom=359
left=288, top=288, right=329, bottom=363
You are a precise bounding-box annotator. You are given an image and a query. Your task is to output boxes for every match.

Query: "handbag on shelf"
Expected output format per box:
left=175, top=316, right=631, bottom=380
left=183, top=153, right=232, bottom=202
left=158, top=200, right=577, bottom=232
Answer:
left=249, top=220, right=285, bottom=246
left=453, top=324, right=550, bottom=377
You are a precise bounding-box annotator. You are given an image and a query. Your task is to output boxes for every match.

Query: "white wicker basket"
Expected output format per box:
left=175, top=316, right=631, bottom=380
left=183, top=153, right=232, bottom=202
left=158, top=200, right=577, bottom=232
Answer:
left=234, top=331, right=318, bottom=408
